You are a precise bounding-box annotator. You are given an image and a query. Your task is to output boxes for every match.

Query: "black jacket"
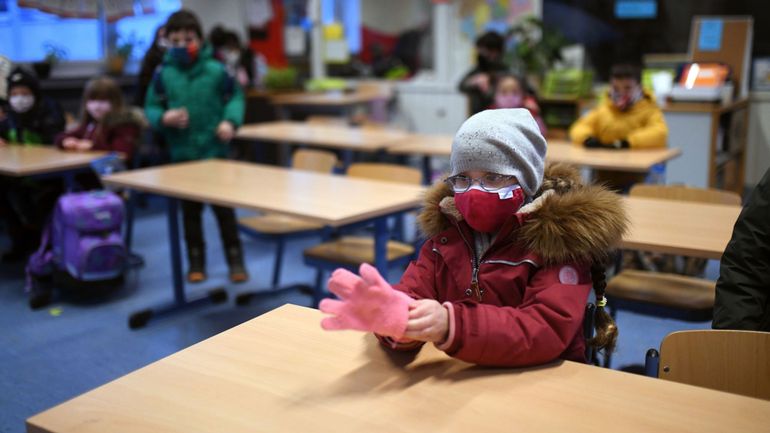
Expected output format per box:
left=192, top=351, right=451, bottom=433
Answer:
left=0, top=96, right=65, bottom=144
left=458, top=62, right=508, bottom=115
left=713, top=168, right=770, bottom=331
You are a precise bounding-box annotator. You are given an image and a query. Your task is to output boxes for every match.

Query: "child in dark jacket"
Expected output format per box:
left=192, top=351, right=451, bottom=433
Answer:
left=0, top=67, right=65, bottom=146
left=144, top=9, right=247, bottom=283
left=55, top=76, right=144, bottom=190
left=0, top=68, right=66, bottom=261
left=319, top=109, right=627, bottom=367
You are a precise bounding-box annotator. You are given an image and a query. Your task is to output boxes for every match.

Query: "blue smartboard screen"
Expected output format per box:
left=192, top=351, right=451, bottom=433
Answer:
left=615, top=0, right=657, bottom=19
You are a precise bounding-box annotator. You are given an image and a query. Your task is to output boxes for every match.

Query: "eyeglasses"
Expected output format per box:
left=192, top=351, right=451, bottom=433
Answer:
left=445, top=173, right=517, bottom=193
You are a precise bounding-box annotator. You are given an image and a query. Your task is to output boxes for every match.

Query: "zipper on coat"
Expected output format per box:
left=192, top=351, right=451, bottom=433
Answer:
left=470, top=266, right=483, bottom=301
left=453, top=224, right=484, bottom=301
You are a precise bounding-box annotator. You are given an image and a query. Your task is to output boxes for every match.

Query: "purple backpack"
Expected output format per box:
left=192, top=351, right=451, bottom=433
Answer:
left=26, top=191, right=126, bottom=290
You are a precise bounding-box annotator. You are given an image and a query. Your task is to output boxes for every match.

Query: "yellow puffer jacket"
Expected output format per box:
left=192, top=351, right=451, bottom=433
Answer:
left=569, top=90, right=668, bottom=149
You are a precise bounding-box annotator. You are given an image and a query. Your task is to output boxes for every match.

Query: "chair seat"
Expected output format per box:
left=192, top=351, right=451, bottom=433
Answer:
left=239, top=214, right=323, bottom=235
left=303, top=236, right=414, bottom=268
left=606, top=269, right=715, bottom=310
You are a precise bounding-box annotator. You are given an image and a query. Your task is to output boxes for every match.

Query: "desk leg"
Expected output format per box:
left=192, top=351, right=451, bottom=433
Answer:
left=340, top=150, right=353, bottom=173
left=123, top=190, right=144, bottom=269
left=127, top=197, right=228, bottom=329
left=168, top=197, right=185, bottom=303
left=421, top=155, right=432, bottom=185
left=373, top=217, right=388, bottom=277
left=63, top=172, right=75, bottom=191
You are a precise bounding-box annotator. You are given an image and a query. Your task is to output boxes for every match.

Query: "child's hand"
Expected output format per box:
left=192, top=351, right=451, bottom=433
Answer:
left=162, top=108, right=189, bottom=129
left=0, top=137, right=7, bottom=147
left=404, top=299, right=449, bottom=343
left=62, top=137, right=79, bottom=150
left=75, top=139, right=94, bottom=151
left=319, top=264, right=413, bottom=339
left=470, top=73, right=490, bottom=93
left=216, top=121, right=235, bottom=142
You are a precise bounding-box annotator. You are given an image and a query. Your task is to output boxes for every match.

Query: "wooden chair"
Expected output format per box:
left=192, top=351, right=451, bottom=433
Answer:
left=237, top=149, right=338, bottom=302
left=604, top=184, right=741, bottom=366
left=303, top=163, right=422, bottom=303
left=644, top=330, right=770, bottom=400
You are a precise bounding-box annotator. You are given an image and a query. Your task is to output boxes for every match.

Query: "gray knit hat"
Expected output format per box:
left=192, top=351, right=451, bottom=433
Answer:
left=450, top=108, right=546, bottom=197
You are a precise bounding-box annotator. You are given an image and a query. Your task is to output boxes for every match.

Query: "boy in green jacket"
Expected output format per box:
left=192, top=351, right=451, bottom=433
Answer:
left=145, top=9, right=247, bottom=283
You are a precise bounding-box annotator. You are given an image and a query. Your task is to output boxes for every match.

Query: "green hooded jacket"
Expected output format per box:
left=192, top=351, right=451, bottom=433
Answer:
left=144, top=44, right=244, bottom=162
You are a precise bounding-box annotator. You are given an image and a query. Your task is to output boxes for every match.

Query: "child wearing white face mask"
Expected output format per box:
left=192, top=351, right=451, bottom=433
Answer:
left=56, top=76, right=144, bottom=161
left=0, top=67, right=66, bottom=261
left=55, top=76, right=145, bottom=189
left=0, top=67, right=65, bottom=146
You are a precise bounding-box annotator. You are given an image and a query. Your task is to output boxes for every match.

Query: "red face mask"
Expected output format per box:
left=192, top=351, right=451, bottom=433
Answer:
left=454, top=185, right=526, bottom=233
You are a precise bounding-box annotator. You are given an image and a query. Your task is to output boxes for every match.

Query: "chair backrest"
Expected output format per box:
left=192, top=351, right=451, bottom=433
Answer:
left=630, top=184, right=741, bottom=206
left=347, top=162, right=422, bottom=185
left=291, top=149, right=338, bottom=173
left=657, top=329, right=770, bottom=400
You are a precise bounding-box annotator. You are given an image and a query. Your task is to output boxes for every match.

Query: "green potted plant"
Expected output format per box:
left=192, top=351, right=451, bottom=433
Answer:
left=506, top=16, right=568, bottom=90
left=107, top=33, right=138, bottom=75
left=33, top=42, right=67, bottom=79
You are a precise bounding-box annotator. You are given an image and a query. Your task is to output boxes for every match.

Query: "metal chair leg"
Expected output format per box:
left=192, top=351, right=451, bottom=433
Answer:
left=272, top=238, right=285, bottom=288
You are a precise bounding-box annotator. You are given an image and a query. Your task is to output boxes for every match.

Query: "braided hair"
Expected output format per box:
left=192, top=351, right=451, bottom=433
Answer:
left=588, top=262, right=618, bottom=353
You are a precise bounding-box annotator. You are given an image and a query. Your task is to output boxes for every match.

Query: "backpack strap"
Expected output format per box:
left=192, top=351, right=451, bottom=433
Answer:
left=221, top=68, right=236, bottom=102
left=25, top=218, right=55, bottom=292
left=151, top=65, right=168, bottom=109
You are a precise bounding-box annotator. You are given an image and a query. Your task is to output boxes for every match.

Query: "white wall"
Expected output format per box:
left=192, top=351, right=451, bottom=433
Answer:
left=182, top=0, right=249, bottom=42
left=360, top=0, right=430, bottom=34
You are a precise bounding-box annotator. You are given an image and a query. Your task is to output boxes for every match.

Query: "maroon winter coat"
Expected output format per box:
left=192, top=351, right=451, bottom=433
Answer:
left=385, top=163, right=627, bottom=367
left=55, top=109, right=144, bottom=161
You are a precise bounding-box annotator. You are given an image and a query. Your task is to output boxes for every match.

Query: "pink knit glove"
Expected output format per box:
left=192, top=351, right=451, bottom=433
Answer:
left=319, top=263, right=413, bottom=339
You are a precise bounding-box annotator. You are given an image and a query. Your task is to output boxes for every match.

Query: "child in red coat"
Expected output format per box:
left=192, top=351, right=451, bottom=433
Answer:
left=320, top=109, right=627, bottom=367
left=56, top=76, right=144, bottom=189
left=489, top=73, right=547, bottom=136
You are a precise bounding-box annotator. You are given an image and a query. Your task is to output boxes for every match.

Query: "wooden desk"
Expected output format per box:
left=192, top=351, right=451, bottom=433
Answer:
left=622, top=196, right=742, bottom=259
left=102, top=160, right=424, bottom=327
left=237, top=121, right=409, bottom=152
left=269, top=90, right=384, bottom=107
left=27, top=304, right=770, bottom=433
left=237, top=121, right=410, bottom=168
left=388, top=136, right=681, bottom=172
left=0, top=145, right=109, bottom=177
left=268, top=90, right=387, bottom=123
left=104, top=160, right=424, bottom=227
left=547, top=140, right=683, bottom=173
left=387, top=135, right=682, bottom=183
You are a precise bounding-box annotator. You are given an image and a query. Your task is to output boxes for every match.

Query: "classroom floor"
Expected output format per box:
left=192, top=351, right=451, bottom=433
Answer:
left=0, top=196, right=715, bottom=433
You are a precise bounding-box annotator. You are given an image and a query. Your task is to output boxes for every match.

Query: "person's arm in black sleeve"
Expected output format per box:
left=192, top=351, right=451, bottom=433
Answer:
left=39, top=98, right=66, bottom=145
left=713, top=168, right=770, bottom=331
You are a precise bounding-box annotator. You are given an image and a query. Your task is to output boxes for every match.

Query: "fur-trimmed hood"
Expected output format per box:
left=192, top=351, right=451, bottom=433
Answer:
left=418, top=163, right=628, bottom=265
left=103, top=107, right=148, bottom=130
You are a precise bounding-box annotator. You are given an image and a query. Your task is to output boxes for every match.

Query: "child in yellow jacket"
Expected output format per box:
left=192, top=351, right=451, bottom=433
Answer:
left=570, top=64, right=668, bottom=190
